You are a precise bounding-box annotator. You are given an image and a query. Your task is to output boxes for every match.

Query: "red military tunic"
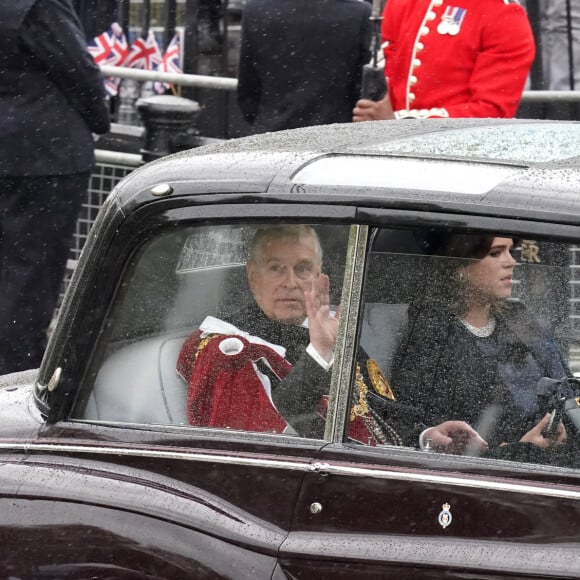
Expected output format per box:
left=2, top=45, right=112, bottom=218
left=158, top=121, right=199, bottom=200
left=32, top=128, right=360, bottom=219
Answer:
left=382, top=0, right=536, bottom=118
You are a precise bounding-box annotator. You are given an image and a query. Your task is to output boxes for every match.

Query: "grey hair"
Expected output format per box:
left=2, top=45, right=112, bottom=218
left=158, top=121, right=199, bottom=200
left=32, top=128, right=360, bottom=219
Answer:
left=248, top=225, right=323, bottom=263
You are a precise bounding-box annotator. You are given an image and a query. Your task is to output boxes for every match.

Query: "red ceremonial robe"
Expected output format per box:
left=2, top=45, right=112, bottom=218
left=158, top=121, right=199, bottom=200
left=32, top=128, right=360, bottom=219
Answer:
left=177, top=316, right=401, bottom=445
left=176, top=320, right=292, bottom=433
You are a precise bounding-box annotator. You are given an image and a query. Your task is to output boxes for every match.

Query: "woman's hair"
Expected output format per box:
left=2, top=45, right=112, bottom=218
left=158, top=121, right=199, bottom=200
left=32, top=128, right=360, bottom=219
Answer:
left=439, top=234, right=496, bottom=261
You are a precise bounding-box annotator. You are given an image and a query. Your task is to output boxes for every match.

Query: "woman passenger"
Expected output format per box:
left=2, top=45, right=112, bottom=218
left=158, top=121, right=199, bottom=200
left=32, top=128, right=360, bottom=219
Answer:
left=391, top=234, right=569, bottom=461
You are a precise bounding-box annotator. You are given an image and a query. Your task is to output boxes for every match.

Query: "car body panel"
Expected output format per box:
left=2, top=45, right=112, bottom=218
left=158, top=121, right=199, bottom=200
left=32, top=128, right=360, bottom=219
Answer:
left=0, top=496, right=278, bottom=578
left=285, top=444, right=580, bottom=577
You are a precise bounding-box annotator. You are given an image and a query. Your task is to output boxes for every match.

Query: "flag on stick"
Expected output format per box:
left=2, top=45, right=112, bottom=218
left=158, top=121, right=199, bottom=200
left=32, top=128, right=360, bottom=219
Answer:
left=154, top=30, right=183, bottom=94
left=126, top=30, right=163, bottom=71
left=88, top=23, right=130, bottom=96
left=87, top=29, right=113, bottom=64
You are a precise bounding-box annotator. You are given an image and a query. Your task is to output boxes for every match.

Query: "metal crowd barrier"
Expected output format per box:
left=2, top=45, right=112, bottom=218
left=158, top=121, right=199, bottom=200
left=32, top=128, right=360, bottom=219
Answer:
left=100, top=65, right=238, bottom=91
left=521, top=90, right=580, bottom=103
left=100, top=65, right=580, bottom=102
left=64, top=149, right=142, bottom=287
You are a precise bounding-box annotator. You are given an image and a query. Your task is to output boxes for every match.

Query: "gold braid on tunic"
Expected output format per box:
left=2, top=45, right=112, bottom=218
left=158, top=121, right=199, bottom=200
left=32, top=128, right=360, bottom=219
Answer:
left=351, top=360, right=403, bottom=446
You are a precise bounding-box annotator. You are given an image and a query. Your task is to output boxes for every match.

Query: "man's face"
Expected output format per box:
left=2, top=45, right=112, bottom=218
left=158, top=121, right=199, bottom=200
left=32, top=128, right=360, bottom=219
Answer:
left=247, top=234, right=321, bottom=325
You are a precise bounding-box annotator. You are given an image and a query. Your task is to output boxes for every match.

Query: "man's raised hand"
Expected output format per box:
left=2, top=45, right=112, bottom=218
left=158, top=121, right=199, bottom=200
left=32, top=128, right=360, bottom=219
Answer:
left=304, top=273, right=339, bottom=363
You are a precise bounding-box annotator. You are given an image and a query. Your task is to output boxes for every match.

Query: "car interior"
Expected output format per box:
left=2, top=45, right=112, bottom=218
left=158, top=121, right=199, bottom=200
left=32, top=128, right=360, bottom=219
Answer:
left=80, top=223, right=352, bottom=428
left=78, top=223, right=576, bottom=457
left=83, top=233, right=251, bottom=425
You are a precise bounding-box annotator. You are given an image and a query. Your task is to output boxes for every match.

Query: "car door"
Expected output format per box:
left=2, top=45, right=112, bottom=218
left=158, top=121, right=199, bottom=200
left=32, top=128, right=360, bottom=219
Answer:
left=279, top=221, right=580, bottom=580
left=24, top=207, right=356, bottom=577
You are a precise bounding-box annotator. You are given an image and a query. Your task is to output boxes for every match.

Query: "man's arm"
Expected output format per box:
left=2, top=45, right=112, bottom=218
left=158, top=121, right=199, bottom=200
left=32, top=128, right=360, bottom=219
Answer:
left=272, top=273, right=339, bottom=437
left=21, top=0, right=110, bottom=134
left=271, top=353, right=330, bottom=438
left=304, top=273, right=340, bottom=362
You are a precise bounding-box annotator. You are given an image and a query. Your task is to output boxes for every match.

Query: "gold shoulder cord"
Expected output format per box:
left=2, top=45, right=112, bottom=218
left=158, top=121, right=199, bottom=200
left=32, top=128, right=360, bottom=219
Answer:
left=350, top=364, right=370, bottom=421
left=194, top=334, right=217, bottom=362
left=367, top=358, right=396, bottom=401
left=350, top=362, right=403, bottom=446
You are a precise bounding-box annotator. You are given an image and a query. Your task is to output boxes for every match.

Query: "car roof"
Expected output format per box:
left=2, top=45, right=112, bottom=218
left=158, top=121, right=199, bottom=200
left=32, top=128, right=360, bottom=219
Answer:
left=113, top=118, right=580, bottom=225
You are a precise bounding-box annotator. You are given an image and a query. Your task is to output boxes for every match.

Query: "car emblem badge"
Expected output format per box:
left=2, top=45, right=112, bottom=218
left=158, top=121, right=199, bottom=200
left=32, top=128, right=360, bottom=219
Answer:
left=438, top=503, right=453, bottom=529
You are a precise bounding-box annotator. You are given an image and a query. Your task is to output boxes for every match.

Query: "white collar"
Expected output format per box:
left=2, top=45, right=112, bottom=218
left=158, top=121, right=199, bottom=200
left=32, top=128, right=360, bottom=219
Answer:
left=199, top=316, right=287, bottom=358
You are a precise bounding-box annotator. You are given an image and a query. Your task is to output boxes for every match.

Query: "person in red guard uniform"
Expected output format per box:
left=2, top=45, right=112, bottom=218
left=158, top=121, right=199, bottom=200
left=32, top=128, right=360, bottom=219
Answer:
left=353, top=0, right=536, bottom=121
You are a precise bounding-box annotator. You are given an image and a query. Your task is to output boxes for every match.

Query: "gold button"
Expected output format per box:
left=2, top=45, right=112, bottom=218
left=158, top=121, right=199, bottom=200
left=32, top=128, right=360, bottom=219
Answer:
left=420, top=26, right=430, bottom=36
left=410, top=75, right=418, bottom=85
left=409, top=93, right=416, bottom=102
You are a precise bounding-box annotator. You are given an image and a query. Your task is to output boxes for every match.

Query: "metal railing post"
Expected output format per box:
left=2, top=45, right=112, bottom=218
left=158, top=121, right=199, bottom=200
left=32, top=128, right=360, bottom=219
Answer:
left=164, top=0, right=178, bottom=50
left=136, top=95, right=202, bottom=161
left=183, top=0, right=201, bottom=99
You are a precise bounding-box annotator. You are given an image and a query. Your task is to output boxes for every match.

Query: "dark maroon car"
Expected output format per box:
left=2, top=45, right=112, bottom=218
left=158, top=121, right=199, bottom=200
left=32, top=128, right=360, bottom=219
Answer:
left=3, top=118, right=580, bottom=578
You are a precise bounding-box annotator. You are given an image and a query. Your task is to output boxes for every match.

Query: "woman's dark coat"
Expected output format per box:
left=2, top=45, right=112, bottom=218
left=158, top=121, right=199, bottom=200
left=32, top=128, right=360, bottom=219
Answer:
left=391, top=301, right=569, bottom=448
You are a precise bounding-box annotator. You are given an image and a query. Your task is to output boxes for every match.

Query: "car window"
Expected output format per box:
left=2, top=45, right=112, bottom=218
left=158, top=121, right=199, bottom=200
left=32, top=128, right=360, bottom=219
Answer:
left=75, top=222, right=350, bottom=440
left=353, top=227, right=580, bottom=468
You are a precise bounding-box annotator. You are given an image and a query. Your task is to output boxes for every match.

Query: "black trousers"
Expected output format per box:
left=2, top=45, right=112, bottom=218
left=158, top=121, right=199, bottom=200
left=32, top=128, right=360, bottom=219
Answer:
left=0, top=173, right=88, bottom=374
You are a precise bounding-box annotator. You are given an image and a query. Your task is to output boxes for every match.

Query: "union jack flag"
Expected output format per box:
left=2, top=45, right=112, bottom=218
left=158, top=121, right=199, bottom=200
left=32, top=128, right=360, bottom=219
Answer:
left=154, top=31, right=183, bottom=94
left=88, top=23, right=130, bottom=96
left=87, top=29, right=113, bottom=64
left=126, top=30, right=163, bottom=71
left=104, top=76, right=122, bottom=97
left=107, top=22, right=130, bottom=67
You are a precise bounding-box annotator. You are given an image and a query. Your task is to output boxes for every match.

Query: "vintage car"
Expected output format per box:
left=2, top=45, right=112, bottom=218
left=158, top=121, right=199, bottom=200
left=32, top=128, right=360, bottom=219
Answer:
left=3, top=118, right=580, bottom=578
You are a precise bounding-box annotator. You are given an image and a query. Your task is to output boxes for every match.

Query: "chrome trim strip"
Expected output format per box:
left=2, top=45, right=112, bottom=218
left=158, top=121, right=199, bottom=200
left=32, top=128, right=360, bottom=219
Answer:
left=0, top=442, right=313, bottom=473
left=312, top=462, right=580, bottom=501
left=326, top=225, right=368, bottom=442
left=1, top=441, right=580, bottom=502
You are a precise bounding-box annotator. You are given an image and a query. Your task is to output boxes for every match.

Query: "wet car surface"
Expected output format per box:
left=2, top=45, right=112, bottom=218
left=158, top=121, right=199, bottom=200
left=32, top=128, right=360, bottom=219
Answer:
left=3, top=118, right=580, bottom=578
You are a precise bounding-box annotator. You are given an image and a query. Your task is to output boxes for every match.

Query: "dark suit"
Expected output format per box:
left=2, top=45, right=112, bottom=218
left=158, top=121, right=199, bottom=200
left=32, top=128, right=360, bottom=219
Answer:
left=237, top=0, right=371, bottom=134
left=0, top=0, right=110, bottom=374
